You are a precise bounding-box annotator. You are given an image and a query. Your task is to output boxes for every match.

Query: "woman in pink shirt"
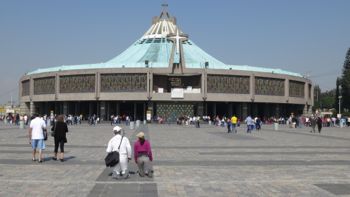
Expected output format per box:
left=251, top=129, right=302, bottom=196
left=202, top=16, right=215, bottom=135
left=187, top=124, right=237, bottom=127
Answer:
left=134, top=132, right=153, bottom=177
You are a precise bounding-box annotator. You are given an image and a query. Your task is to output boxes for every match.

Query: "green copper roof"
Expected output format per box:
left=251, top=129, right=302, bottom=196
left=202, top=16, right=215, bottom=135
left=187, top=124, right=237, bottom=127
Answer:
left=26, top=8, right=304, bottom=79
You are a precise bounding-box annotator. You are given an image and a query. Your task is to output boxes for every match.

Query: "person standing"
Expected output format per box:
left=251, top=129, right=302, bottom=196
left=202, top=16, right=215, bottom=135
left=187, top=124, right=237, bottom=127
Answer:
left=51, top=115, right=68, bottom=162
left=317, top=116, right=323, bottom=133
left=134, top=132, right=153, bottom=177
left=28, top=114, right=46, bottom=163
left=106, top=126, right=132, bottom=179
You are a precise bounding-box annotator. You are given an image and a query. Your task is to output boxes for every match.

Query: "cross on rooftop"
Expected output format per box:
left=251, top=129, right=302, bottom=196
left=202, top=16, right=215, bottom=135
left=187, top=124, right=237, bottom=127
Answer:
left=168, top=29, right=187, bottom=54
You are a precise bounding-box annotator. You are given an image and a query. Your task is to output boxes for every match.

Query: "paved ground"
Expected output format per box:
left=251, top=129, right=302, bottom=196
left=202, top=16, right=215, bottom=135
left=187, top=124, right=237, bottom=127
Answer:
left=0, top=121, right=350, bottom=197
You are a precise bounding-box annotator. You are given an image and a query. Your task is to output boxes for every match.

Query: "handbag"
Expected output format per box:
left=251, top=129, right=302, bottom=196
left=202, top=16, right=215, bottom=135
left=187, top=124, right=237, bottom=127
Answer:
left=51, top=122, right=56, bottom=137
left=43, top=129, right=48, bottom=141
left=105, top=136, right=123, bottom=167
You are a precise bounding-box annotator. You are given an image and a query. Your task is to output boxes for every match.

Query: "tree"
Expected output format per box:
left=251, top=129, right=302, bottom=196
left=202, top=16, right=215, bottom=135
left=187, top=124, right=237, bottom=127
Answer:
left=341, top=48, right=350, bottom=112
left=313, top=85, right=336, bottom=111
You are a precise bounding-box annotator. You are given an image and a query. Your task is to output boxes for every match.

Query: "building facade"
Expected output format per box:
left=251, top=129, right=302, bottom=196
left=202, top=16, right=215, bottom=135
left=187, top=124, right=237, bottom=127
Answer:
left=19, top=7, right=313, bottom=121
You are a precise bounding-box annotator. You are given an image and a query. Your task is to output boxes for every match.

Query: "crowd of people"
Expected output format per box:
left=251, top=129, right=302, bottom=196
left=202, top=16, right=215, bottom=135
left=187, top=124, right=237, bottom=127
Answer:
left=24, top=113, right=153, bottom=180
left=3, top=110, right=348, bottom=182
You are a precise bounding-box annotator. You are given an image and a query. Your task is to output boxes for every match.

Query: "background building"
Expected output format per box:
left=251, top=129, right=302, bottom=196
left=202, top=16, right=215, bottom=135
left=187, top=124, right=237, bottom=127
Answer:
left=19, top=7, right=313, bottom=121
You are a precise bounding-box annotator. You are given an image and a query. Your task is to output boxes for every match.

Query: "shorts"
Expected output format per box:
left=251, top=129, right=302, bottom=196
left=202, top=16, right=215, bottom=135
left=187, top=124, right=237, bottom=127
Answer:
left=31, top=139, right=45, bottom=150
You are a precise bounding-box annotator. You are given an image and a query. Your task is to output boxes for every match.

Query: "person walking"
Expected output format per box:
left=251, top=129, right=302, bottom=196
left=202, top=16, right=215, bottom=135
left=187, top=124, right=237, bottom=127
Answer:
left=134, top=132, right=153, bottom=177
left=51, top=115, right=68, bottom=162
left=106, top=126, right=132, bottom=179
left=245, top=115, right=254, bottom=133
left=231, top=115, right=238, bottom=133
left=310, top=115, right=316, bottom=133
left=28, top=114, right=46, bottom=163
left=226, top=118, right=232, bottom=133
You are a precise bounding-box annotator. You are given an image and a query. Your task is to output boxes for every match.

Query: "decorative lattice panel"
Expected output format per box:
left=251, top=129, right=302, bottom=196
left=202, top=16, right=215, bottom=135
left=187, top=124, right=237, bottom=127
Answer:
left=157, top=103, right=194, bottom=121
left=60, top=75, right=95, bottom=93
left=22, top=80, right=30, bottom=96
left=34, top=77, right=55, bottom=95
left=255, top=77, right=285, bottom=96
left=289, top=80, right=305, bottom=98
left=207, top=75, right=249, bottom=94
left=101, top=73, right=147, bottom=92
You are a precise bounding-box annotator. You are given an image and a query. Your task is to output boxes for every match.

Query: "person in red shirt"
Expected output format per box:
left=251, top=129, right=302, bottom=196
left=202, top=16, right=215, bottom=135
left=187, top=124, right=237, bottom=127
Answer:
left=134, top=132, right=153, bottom=177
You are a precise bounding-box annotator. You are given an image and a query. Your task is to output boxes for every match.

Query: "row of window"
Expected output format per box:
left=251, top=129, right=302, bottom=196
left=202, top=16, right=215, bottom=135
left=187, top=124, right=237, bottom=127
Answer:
left=22, top=74, right=310, bottom=98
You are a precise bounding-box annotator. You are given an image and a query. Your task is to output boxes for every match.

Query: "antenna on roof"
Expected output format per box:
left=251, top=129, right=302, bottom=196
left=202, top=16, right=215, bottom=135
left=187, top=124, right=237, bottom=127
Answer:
left=160, top=2, right=170, bottom=19
left=161, top=2, right=168, bottom=12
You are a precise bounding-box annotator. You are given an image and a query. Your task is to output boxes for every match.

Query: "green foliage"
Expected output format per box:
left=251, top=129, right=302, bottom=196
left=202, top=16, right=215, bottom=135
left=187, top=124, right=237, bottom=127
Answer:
left=314, top=86, right=336, bottom=110
left=341, top=48, right=350, bottom=111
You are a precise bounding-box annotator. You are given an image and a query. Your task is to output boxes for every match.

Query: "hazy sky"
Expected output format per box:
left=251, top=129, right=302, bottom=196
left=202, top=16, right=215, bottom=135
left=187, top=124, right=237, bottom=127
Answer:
left=1, top=0, right=349, bottom=105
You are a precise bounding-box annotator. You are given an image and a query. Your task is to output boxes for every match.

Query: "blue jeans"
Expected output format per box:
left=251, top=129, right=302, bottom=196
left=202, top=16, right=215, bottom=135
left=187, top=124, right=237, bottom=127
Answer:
left=231, top=124, right=237, bottom=133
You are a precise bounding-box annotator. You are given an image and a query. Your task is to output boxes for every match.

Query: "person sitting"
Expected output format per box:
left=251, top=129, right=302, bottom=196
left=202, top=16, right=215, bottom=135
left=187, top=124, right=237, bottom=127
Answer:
left=134, top=132, right=153, bottom=177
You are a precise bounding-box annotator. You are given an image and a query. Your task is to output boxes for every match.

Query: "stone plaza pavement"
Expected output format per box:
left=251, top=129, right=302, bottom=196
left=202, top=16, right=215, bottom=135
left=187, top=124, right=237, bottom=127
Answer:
left=0, top=122, right=350, bottom=197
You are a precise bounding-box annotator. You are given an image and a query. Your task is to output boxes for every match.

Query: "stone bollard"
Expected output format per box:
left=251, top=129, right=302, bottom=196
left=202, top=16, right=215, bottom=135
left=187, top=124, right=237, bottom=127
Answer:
left=129, top=121, right=135, bottom=130
left=136, top=120, right=140, bottom=128
left=143, top=120, right=147, bottom=125
left=274, top=123, right=279, bottom=130
left=19, top=120, right=24, bottom=129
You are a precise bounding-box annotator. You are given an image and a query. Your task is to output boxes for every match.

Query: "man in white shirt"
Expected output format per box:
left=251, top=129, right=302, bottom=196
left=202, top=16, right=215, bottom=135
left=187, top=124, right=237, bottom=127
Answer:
left=106, top=126, right=132, bottom=179
left=28, top=114, right=47, bottom=163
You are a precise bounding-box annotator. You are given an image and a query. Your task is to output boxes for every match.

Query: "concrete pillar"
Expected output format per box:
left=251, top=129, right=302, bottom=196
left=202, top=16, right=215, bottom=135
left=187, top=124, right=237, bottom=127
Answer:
left=100, top=101, right=106, bottom=121
left=303, top=104, right=310, bottom=115
left=20, top=102, right=30, bottom=115
left=228, top=103, right=233, bottom=117
left=63, top=102, right=68, bottom=115
left=250, top=75, right=255, bottom=101
left=148, top=102, right=154, bottom=118
left=252, top=103, right=258, bottom=116
left=235, top=104, right=241, bottom=117
left=264, top=104, right=269, bottom=117
left=242, top=103, right=248, bottom=119
left=275, top=104, right=280, bottom=117
left=143, top=102, right=146, bottom=121
left=74, top=102, right=79, bottom=116
left=116, top=102, right=120, bottom=116
left=96, top=102, right=100, bottom=117
left=44, top=102, right=49, bottom=115
left=89, top=102, right=93, bottom=116
left=285, top=79, right=289, bottom=102
left=197, top=102, right=204, bottom=117
left=213, top=103, right=217, bottom=116
left=106, top=102, right=110, bottom=120
left=55, top=73, right=59, bottom=100
left=29, top=101, right=35, bottom=116
left=134, top=103, right=137, bottom=121
left=54, top=102, right=59, bottom=115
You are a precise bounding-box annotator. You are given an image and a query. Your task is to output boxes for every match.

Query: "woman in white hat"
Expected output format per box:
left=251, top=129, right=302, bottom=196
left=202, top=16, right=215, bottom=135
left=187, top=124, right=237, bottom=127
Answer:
left=134, top=131, right=153, bottom=177
left=106, top=126, right=132, bottom=179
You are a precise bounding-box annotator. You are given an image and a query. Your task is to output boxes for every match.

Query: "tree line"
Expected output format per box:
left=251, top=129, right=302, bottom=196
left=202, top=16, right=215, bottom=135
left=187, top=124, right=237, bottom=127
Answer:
left=314, top=48, right=350, bottom=116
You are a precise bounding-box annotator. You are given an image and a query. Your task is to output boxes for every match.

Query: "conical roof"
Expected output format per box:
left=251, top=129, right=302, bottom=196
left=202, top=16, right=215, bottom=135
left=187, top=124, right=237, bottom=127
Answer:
left=106, top=8, right=227, bottom=68
left=26, top=6, right=302, bottom=78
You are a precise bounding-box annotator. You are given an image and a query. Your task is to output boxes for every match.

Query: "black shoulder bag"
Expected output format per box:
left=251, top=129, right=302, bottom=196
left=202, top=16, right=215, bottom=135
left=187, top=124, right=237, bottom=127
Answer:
left=105, top=136, right=124, bottom=167
left=51, top=122, right=56, bottom=137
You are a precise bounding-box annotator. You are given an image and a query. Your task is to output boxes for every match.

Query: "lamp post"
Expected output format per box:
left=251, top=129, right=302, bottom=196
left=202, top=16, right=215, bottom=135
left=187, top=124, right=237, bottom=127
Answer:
left=338, top=96, right=342, bottom=115
left=338, top=85, right=342, bottom=115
